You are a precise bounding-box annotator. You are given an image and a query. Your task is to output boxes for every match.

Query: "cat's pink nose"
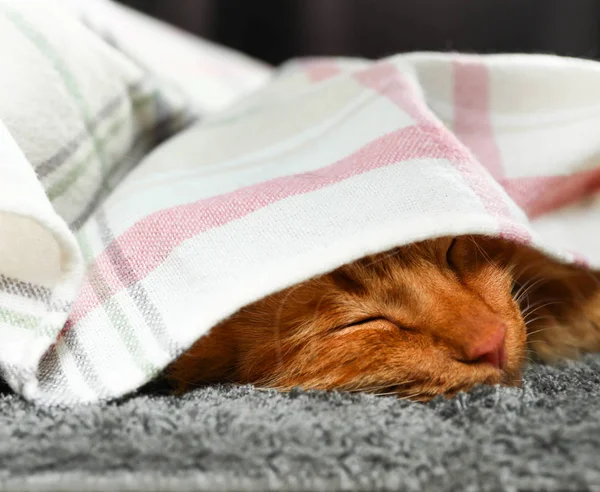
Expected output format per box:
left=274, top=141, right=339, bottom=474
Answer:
left=465, top=324, right=506, bottom=370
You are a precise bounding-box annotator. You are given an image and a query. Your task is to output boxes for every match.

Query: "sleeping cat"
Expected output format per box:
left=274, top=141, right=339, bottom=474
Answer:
left=167, top=235, right=600, bottom=400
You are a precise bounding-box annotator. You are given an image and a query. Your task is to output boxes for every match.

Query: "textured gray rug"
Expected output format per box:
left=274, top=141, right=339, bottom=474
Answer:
left=0, top=356, right=599, bottom=492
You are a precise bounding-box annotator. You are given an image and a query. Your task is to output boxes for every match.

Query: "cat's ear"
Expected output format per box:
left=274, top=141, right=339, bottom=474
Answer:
left=449, top=235, right=523, bottom=273
left=446, top=236, right=491, bottom=272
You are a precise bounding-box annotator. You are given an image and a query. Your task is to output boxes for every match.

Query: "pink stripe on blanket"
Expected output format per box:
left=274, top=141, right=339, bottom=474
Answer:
left=354, top=63, right=430, bottom=124
left=452, top=58, right=504, bottom=180
left=501, top=167, right=600, bottom=219
left=68, top=124, right=466, bottom=326
left=355, top=62, right=529, bottom=243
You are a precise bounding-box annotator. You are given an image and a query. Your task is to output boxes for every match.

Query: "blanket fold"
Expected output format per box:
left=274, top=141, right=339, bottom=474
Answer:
left=0, top=119, right=83, bottom=395
left=0, top=1, right=599, bottom=406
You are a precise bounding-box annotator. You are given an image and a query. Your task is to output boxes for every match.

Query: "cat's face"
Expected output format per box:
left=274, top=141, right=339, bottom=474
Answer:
left=210, top=236, right=528, bottom=400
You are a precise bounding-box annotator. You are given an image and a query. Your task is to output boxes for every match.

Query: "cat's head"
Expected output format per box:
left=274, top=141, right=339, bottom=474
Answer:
left=226, top=236, right=528, bottom=400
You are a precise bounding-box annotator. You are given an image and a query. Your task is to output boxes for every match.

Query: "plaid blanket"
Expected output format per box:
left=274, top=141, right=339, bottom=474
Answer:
left=1, top=3, right=600, bottom=406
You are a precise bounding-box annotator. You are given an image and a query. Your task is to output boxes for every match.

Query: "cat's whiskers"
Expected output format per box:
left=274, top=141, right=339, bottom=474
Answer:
left=372, top=381, right=416, bottom=395
left=524, top=315, right=558, bottom=331
left=515, top=346, right=538, bottom=365
left=523, top=311, right=552, bottom=327
left=520, top=355, right=538, bottom=365
left=522, top=303, right=548, bottom=323
left=396, top=390, right=427, bottom=401
left=513, top=275, right=555, bottom=305
left=374, top=389, right=407, bottom=397
left=526, top=326, right=555, bottom=337
left=521, top=301, right=566, bottom=321
left=345, top=380, right=416, bottom=394
left=512, top=279, right=534, bottom=306
left=520, top=298, right=564, bottom=315
left=508, top=258, right=553, bottom=284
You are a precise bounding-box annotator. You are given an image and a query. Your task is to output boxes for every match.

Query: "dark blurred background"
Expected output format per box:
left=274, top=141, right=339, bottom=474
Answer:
left=117, top=0, right=600, bottom=65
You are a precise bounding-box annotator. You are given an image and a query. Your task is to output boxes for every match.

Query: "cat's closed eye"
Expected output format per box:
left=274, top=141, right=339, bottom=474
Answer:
left=338, top=317, right=388, bottom=330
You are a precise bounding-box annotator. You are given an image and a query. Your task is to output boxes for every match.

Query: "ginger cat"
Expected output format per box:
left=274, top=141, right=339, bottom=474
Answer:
left=167, top=235, right=600, bottom=401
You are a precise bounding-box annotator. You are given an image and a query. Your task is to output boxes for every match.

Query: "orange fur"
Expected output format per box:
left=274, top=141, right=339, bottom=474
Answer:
left=166, top=235, right=600, bottom=400
left=508, top=245, right=600, bottom=363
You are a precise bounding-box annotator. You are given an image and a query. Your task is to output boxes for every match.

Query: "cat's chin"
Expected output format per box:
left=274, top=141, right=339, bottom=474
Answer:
left=399, top=361, right=525, bottom=401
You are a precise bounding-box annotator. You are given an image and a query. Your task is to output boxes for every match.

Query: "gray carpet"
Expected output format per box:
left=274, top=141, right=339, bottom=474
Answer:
left=1, top=357, right=600, bottom=492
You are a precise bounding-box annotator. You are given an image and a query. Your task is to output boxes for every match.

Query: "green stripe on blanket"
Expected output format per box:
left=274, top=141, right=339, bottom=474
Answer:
left=46, top=92, right=155, bottom=202
left=2, top=4, right=108, bottom=173
left=76, top=231, right=160, bottom=379
left=0, top=306, right=40, bottom=331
